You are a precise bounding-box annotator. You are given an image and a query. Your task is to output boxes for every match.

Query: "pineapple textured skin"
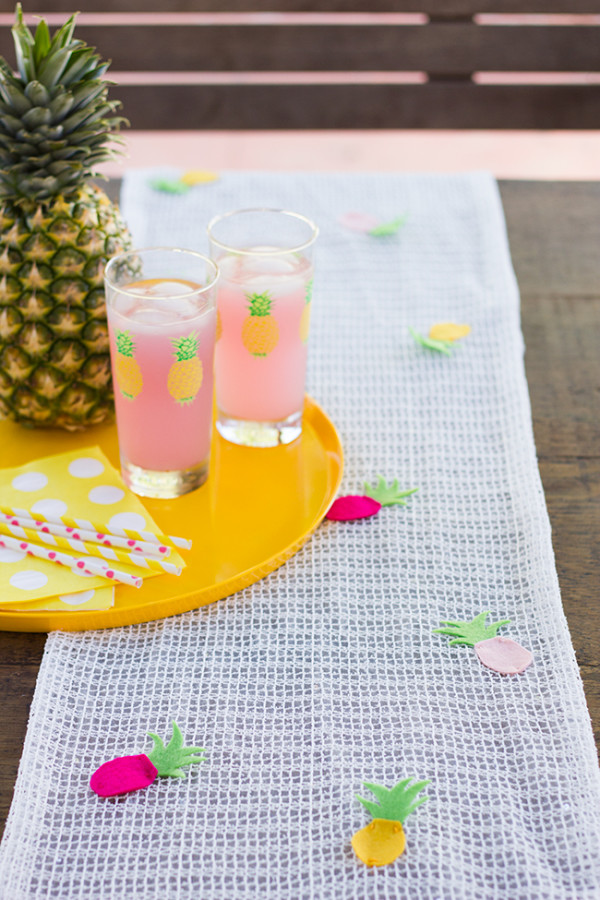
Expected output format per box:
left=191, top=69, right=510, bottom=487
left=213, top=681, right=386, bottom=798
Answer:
left=0, top=5, right=132, bottom=430
left=0, top=184, right=132, bottom=430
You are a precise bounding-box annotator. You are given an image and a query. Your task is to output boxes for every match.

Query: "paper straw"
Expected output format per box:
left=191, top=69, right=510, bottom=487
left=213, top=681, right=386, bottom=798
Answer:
left=0, top=513, right=172, bottom=559
left=0, top=533, right=143, bottom=589
left=0, top=520, right=181, bottom=577
left=0, top=504, right=192, bottom=551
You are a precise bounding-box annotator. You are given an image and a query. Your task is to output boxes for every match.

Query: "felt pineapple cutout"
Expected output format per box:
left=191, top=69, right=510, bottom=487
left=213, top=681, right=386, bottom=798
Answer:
left=114, top=331, right=142, bottom=400
left=167, top=332, right=203, bottom=404
left=352, top=778, right=429, bottom=867
left=434, top=611, right=533, bottom=675
left=90, top=721, right=205, bottom=798
left=242, top=291, right=279, bottom=357
left=327, top=475, right=418, bottom=521
left=299, top=278, right=313, bottom=343
left=0, top=6, right=133, bottom=430
left=409, top=322, right=471, bottom=356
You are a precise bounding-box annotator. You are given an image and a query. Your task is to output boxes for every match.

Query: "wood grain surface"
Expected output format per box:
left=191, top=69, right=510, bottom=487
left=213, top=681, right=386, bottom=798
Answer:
left=2, top=24, right=598, bottom=74
left=0, top=180, right=598, bottom=839
left=92, top=84, right=600, bottom=131
left=19, top=0, right=600, bottom=14
left=5, top=9, right=600, bottom=130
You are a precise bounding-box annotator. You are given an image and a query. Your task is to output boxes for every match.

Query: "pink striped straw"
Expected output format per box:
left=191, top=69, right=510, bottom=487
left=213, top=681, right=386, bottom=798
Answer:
left=0, top=513, right=172, bottom=558
left=0, top=534, right=143, bottom=589
left=0, top=520, right=181, bottom=577
left=0, top=503, right=191, bottom=551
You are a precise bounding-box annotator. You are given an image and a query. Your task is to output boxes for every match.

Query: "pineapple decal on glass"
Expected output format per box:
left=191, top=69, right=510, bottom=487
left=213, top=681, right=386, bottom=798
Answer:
left=299, top=277, right=313, bottom=343
left=167, top=332, right=203, bottom=405
left=114, top=331, right=142, bottom=400
left=241, top=291, right=279, bottom=357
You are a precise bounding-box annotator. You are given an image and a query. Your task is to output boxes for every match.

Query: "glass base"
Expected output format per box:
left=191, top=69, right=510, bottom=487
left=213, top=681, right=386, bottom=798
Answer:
left=121, top=456, right=210, bottom=499
left=216, top=409, right=302, bottom=448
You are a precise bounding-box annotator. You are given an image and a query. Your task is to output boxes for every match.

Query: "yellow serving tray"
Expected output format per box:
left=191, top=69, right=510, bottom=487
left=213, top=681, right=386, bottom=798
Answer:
left=0, top=396, right=343, bottom=632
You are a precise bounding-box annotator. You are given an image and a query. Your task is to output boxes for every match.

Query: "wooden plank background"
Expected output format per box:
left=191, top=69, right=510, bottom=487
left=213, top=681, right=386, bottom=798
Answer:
left=2, top=23, right=599, bottom=72
left=1, top=4, right=600, bottom=128
left=12, top=1, right=600, bottom=14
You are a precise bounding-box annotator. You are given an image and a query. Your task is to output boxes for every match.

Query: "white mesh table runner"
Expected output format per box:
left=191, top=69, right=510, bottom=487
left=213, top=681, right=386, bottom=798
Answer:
left=1, top=171, right=600, bottom=900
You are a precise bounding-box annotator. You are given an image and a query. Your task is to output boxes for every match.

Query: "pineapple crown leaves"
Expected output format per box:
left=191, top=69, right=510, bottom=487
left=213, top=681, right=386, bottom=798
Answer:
left=0, top=4, right=127, bottom=202
left=246, top=291, right=274, bottom=317
left=171, top=332, right=199, bottom=361
left=116, top=330, right=135, bottom=357
left=356, top=778, right=430, bottom=824
left=363, top=475, right=419, bottom=507
left=433, top=611, right=512, bottom=647
left=146, top=721, right=205, bottom=779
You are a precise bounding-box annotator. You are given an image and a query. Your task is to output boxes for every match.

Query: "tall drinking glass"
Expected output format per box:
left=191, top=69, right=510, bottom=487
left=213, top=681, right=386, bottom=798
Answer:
left=208, top=209, right=318, bottom=447
left=104, top=247, right=219, bottom=499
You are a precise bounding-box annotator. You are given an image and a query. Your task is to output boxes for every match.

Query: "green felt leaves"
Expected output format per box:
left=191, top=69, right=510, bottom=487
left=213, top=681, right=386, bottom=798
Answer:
left=433, top=611, right=512, bottom=647
left=149, top=177, right=190, bottom=195
left=146, top=721, right=205, bottom=778
left=409, top=327, right=453, bottom=356
left=369, top=216, right=406, bottom=237
left=356, top=778, right=430, bottom=824
left=364, top=476, right=418, bottom=507
left=149, top=171, right=219, bottom=194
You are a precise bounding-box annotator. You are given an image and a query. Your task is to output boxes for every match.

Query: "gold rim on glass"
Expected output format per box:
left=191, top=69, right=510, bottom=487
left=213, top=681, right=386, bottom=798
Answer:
left=104, top=246, right=220, bottom=300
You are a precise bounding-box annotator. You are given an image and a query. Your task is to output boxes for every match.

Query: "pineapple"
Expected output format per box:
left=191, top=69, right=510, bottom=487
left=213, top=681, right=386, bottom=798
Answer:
left=114, top=330, right=142, bottom=400
left=299, top=277, right=312, bottom=343
left=434, top=611, right=534, bottom=675
left=351, top=778, right=429, bottom=867
left=0, top=5, right=132, bottom=430
left=167, top=332, right=203, bottom=404
left=241, top=291, right=279, bottom=357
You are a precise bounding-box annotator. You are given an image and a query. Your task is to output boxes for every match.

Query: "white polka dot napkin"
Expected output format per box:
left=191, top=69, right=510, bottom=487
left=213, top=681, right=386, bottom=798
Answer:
left=0, top=446, right=183, bottom=608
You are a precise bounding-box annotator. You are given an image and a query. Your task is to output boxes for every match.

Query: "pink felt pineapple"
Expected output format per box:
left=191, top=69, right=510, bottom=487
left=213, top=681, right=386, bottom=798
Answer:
left=434, top=611, right=533, bottom=675
left=90, top=721, right=204, bottom=797
left=326, top=476, right=418, bottom=522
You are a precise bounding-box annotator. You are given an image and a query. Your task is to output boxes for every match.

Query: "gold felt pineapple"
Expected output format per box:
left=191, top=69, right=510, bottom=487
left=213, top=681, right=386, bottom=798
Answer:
left=351, top=778, right=429, bottom=867
left=0, top=5, right=132, bottom=430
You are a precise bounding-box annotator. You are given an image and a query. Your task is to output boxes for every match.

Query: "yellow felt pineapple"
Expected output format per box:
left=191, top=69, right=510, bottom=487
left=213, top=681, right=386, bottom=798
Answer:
left=241, top=291, right=279, bottom=357
left=0, top=5, right=132, bottom=429
left=351, top=778, right=429, bottom=867
left=167, top=332, right=203, bottom=404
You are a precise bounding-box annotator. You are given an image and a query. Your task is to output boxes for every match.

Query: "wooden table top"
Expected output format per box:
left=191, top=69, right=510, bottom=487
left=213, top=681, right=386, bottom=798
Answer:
left=1, top=179, right=599, bottom=838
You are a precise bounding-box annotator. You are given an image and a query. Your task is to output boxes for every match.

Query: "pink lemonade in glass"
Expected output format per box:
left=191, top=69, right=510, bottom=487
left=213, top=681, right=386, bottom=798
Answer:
left=208, top=210, right=318, bottom=447
left=215, top=252, right=313, bottom=422
left=105, top=249, right=219, bottom=498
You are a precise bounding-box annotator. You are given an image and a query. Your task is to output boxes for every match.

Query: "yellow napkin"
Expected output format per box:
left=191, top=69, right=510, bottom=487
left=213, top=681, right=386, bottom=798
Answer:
left=0, top=447, right=184, bottom=606
left=0, top=586, right=115, bottom=612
